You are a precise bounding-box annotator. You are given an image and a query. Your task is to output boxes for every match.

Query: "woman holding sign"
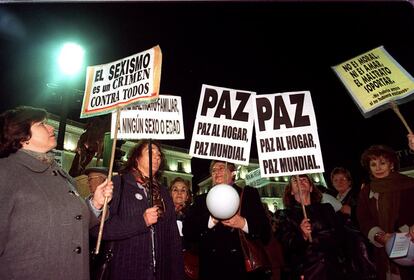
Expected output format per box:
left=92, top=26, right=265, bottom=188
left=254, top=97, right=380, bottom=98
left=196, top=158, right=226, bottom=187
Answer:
left=0, top=106, right=113, bottom=280
left=90, top=140, right=183, bottom=280
left=357, top=145, right=414, bottom=280
left=275, top=174, right=345, bottom=280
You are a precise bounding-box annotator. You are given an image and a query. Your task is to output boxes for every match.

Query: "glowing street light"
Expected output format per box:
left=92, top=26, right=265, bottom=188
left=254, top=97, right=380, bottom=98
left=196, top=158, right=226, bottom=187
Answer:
left=56, top=42, right=85, bottom=150
left=58, top=42, right=85, bottom=76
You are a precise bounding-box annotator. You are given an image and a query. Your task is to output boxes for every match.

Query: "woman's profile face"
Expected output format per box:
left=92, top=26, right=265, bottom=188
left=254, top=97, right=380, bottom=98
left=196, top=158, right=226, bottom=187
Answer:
left=135, top=144, right=161, bottom=177
left=369, top=156, right=393, bottom=179
left=22, top=120, right=56, bottom=153
left=171, top=181, right=189, bottom=206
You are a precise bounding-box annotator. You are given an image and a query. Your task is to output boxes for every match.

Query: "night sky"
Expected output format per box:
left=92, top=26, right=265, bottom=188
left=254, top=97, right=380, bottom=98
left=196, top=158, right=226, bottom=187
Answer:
left=0, top=1, right=413, bottom=185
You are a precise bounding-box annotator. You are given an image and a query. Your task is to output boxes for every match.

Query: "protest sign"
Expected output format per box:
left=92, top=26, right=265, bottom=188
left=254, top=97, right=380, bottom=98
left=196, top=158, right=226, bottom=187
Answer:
left=110, top=95, right=184, bottom=140
left=81, top=45, right=162, bottom=118
left=189, top=84, right=255, bottom=166
left=80, top=45, right=162, bottom=254
left=254, top=91, right=324, bottom=178
left=332, top=46, right=414, bottom=118
left=245, top=168, right=268, bottom=188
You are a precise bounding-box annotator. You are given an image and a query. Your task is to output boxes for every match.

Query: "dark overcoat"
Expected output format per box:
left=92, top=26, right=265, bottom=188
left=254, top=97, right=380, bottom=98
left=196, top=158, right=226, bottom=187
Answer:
left=357, top=179, right=414, bottom=280
left=183, top=185, right=271, bottom=280
left=91, top=173, right=184, bottom=280
left=276, top=203, right=345, bottom=280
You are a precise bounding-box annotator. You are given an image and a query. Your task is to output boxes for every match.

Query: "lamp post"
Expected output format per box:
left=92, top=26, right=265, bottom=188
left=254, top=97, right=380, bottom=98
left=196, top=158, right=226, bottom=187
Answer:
left=55, top=42, right=84, bottom=150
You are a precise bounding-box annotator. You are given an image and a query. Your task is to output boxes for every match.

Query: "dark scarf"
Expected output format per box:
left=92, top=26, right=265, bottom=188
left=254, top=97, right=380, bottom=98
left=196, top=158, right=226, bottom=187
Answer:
left=131, top=168, right=165, bottom=217
left=370, top=172, right=414, bottom=232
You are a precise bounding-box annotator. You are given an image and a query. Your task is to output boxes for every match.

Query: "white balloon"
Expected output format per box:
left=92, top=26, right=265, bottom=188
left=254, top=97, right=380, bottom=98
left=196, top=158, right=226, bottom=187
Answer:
left=385, top=233, right=414, bottom=266
left=206, top=184, right=240, bottom=220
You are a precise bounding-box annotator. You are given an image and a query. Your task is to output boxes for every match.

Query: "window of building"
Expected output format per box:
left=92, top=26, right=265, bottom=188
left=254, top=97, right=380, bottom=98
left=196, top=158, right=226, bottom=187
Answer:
left=177, top=161, right=183, bottom=172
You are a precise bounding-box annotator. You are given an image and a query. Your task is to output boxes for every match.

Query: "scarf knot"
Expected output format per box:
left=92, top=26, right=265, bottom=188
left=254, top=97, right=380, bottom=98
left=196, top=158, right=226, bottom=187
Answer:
left=132, top=168, right=165, bottom=217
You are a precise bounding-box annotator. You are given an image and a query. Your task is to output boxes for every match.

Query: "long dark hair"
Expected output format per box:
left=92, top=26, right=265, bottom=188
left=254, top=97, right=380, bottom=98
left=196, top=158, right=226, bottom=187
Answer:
left=0, top=106, right=47, bottom=157
left=121, top=139, right=165, bottom=179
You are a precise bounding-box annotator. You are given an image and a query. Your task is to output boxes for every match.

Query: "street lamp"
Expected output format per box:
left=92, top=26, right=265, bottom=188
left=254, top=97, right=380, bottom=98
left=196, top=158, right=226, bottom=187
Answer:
left=56, top=42, right=84, bottom=150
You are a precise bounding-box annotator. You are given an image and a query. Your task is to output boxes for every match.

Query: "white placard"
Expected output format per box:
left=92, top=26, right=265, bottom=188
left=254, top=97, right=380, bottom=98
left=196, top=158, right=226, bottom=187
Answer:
left=81, top=45, right=162, bottom=118
left=110, top=95, right=184, bottom=140
left=253, top=91, right=324, bottom=178
left=189, top=84, right=255, bottom=166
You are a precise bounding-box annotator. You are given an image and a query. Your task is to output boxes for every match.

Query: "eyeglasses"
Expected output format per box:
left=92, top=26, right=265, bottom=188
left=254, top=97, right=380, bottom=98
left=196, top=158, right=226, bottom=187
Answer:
left=211, top=166, right=227, bottom=174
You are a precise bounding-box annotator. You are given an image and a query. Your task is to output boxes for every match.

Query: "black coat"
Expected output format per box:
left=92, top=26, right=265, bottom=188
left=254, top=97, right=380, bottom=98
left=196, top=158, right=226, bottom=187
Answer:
left=90, top=173, right=184, bottom=280
left=337, top=188, right=360, bottom=228
left=183, top=185, right=271, bottom=280
left=276, top=203, right=345, bottom=280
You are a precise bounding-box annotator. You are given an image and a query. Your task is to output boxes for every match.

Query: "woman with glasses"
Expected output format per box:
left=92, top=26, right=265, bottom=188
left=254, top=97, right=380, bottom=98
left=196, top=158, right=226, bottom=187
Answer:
left=90, top=139, right=183, bottom=280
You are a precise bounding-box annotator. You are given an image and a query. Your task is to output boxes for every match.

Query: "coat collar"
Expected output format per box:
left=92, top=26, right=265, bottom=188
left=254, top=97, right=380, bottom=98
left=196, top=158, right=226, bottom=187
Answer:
left=10, top=150, right=51, bottom=173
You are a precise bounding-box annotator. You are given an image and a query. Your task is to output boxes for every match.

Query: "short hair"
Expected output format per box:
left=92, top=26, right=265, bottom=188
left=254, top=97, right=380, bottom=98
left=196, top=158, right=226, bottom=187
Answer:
left=121, top=139, right=165, bottom=178
left=209, top=160, right=236, bottom=173
left=0, top=106, right=48, bottom=157
left=282, top=174, right=322, bottom=208
left=169, top=176, right=192, bottom=203
left=209, top=160, right=237, bottom=181
left=360, top=144, right=399, bottom=171
left=330, top=167, right=352, bottom=184
left=169, top=176, right=191, bottom=192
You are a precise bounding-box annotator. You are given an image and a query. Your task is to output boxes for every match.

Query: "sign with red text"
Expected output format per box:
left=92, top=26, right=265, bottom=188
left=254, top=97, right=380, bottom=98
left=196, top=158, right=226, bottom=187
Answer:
left=254, top=91, right=324, bottom=177
left=80, top=45, right=162, bottom=118
left=332, top=46, right=414, bottom=117
left=110, top=95, right=184, bottom=140
left=189, top=84, right=255, bottom=166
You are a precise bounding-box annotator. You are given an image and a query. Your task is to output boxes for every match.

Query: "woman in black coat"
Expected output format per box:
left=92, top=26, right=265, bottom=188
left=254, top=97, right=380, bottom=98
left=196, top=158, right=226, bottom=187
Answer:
left=91, top=140, right=183, bottom=280
left=275, top=174, right=345, bottom=280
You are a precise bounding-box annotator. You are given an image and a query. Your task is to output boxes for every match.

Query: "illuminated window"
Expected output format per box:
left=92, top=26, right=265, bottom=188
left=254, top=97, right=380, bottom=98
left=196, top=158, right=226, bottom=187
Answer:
left=177, top=161, right=183, bottom=172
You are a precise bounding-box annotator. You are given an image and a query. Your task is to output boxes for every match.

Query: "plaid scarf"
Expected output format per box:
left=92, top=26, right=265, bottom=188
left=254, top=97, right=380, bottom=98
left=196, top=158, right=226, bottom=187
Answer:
left=131, top=168, right=165, bottom=218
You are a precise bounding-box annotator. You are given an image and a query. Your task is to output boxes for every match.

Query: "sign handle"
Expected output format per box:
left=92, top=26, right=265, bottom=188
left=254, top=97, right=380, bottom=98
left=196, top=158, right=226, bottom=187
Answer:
left=296, top=174, right=312, bottom=243
left=390, top=101, right=413, bottom=134
left=94, top=108, right=121, bottom=254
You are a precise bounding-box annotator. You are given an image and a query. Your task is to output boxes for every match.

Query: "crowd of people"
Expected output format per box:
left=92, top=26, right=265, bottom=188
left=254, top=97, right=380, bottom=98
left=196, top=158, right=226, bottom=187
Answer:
left=1, top=105, right=414, bottom=280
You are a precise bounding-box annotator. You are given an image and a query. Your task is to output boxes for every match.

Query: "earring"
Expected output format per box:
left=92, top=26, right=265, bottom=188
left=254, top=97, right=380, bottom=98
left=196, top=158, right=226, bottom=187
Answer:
left=25, top=141, right=30, bottom=145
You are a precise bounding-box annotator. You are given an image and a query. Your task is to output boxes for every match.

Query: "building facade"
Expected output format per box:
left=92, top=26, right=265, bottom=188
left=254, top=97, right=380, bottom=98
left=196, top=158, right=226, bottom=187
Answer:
left=47, top=114, right=193, bottom=196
